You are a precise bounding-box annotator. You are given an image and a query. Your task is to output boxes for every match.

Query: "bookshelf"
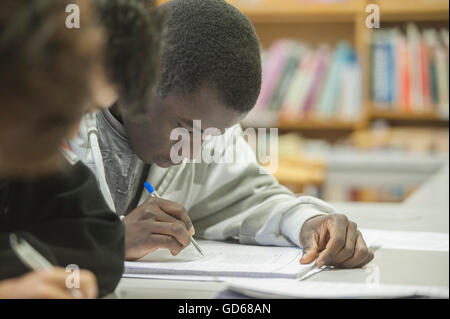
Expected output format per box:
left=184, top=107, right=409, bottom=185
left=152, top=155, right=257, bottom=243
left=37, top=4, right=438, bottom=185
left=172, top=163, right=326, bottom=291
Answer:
left=264, top=153, right=326, bottom=193
left=239, top=0, right=448, bottom=133
left=156, top=0, right=448, bottom=199
left=159, top=0, right=450, bottom=134
left=369, top=109, right=445, bottom=121
left=156, top=0, right=449, bottom=140
left=278, top=117, right=358, bottom=130
left=374, top=0, right=450, bottom=21
left=226, top=0, right=362, bottom=23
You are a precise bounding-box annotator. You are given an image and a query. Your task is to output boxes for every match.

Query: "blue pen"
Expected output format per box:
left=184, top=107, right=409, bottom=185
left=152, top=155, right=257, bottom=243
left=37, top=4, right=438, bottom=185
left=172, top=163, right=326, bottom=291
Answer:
left=144, top=182, right=205, bottom=257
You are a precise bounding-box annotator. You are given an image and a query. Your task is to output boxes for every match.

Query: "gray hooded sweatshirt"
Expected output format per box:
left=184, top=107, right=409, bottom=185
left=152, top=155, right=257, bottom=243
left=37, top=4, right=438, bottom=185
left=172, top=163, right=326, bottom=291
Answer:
left=70, top=110, right=335, bottom=248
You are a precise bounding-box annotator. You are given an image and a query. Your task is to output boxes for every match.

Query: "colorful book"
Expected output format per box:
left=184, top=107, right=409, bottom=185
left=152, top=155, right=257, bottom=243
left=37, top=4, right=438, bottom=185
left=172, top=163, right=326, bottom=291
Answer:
left=268, top=42, right=305, bottom=111
left=254, top=40, right=292, bottom=111
left=317, top=42, right=354, bottom=118
left=302, top=46, right=331, bottom=117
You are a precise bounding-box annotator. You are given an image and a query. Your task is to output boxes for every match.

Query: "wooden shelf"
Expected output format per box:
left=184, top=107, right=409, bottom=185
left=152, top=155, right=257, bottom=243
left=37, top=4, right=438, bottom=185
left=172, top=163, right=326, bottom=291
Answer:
left=158, top=0, right=449, bottom=21
left=157, top=0, right=362, bottom=23
left=375, top=0, right=449, bottom=21
left=242, top=109, right=449, bottom=132
left=278, top=117, right=358, bottom=130
left=226, top=0, right=362, bottom=23
left=241, top=112, right=360, bottom=131
left=369, top=109, right=449, bottom=122
left=264, top=154, right=325, bottom=188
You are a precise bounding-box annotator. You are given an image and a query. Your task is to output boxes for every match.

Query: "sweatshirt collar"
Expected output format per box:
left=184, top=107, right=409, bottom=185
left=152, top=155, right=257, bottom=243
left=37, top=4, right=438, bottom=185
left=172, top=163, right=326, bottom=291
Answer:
left=98, top=108, right=129, bottom=141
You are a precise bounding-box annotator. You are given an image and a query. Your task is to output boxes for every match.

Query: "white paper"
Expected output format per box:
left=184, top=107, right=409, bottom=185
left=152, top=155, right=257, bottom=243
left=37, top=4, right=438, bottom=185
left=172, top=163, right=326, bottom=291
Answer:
left=124, top=240, right=315, bottom=278
left=225, top=278, right=449, bottom=299
left=121, top=273, right=222, bottom=282
left=361, top=229, right=449, bottom=252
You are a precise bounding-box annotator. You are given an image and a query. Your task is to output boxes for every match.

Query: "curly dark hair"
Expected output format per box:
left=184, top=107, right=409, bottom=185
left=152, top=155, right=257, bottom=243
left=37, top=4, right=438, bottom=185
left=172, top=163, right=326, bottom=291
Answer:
left=94, top=0, right=165, bottom=116
left=158, top=0, right=262, bottom=113
left=0, top=0, right=107, bottom=177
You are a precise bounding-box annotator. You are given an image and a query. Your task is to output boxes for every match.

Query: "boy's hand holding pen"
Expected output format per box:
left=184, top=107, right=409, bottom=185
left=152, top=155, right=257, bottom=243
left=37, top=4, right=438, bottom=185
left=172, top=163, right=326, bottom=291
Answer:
left=144, top=182, right=204, bottom=257
left=121, top=182, right=202, bottom=261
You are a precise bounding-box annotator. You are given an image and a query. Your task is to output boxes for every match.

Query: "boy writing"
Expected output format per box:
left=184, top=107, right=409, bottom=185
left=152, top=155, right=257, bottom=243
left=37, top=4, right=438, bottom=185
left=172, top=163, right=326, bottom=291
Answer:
left=72, top=0, right=374, bottom=269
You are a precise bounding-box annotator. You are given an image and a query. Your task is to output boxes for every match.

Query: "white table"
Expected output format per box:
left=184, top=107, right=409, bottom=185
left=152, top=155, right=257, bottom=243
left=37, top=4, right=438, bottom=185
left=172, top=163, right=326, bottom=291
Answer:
left=109, top=160, right=449, bottom=298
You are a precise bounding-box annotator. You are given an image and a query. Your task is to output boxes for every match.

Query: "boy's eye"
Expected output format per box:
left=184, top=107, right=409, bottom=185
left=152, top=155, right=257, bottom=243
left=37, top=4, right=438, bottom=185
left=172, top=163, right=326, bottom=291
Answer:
left=176, top=121, right=193, bottom=133
left=177, top=121, right=194, bottom=133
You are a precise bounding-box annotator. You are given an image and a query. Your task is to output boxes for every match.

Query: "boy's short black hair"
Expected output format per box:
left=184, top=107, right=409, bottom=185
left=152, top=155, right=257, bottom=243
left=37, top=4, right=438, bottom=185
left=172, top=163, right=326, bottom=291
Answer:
left=94, top=0, right=164, bottom=116
left=159, top=0, right=262, bottom=113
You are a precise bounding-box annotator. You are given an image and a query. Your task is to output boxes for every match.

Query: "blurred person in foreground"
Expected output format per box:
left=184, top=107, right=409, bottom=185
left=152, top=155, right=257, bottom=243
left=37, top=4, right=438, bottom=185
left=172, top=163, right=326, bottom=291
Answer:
left=0, top=0, right=155, bottom=298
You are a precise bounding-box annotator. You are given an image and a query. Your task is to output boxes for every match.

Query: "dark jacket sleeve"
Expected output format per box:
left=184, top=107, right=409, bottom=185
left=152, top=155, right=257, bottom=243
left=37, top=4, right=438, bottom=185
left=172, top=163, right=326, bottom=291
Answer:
left=0, top=162, right=125, bottom=297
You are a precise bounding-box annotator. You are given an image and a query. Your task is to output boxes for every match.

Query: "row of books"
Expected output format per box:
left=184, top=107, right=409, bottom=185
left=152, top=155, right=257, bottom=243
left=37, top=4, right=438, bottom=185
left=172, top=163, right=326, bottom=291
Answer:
left=371, top=24, right=449, bottom=117
left=253, top=40, right=363, bottom=121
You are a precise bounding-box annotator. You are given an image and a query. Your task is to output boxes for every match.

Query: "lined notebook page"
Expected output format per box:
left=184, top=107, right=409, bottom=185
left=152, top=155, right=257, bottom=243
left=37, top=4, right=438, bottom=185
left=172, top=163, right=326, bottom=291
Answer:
left=124, top=240, right=315, bottom=278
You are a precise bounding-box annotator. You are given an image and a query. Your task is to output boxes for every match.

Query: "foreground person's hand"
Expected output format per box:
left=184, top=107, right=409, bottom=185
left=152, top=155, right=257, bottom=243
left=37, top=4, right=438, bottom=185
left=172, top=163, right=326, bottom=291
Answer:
left=0, top=268, right=98, bottom=299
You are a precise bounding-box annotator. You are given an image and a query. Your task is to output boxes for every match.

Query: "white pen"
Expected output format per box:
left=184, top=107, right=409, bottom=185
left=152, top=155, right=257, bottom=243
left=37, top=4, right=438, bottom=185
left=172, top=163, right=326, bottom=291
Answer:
left=144, top=181, right=205, bottom=257
left=9, top=233, right=83, bottom=298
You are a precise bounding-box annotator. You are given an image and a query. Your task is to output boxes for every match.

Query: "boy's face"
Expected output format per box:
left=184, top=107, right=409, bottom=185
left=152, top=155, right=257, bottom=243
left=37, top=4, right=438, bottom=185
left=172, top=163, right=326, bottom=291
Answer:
left=122, top=84, right=244, bottom=167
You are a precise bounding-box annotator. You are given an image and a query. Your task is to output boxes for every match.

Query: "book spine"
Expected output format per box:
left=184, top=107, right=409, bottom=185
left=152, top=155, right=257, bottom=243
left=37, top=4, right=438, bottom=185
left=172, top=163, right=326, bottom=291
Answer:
left=254, top=41, right=290, bottom=110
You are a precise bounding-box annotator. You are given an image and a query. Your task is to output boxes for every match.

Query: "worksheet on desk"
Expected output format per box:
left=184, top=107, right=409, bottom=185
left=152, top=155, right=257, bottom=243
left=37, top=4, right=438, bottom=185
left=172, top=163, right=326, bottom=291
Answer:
left=360, top=229, right=449, bottom=252
left=224, top=278, right=450, bottom=299
left=124, top=240, right=316, bottom=279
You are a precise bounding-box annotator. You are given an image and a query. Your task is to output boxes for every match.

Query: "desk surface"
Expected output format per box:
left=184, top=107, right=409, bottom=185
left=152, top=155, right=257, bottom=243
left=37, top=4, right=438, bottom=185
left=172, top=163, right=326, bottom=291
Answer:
left=109, top=160, right=449, bottom=299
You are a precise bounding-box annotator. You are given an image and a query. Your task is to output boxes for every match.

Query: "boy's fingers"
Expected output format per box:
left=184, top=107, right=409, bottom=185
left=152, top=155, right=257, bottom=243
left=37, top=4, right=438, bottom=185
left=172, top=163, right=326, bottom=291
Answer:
left=300, top=235, right=320, bottom=264
left=316, top=217, right=348, bottom=267
left=153, top=209, right=194, bottom=237
left=39, top=268, right=69, bottom=281
left=41, top=268, right=98, bottom=299
left=176, top=213, right=194, bottom=235
left=356, top=250, right=375, bottom=268
left=78, top=270, right=98, bottom=299
left=149, top=221, right=191, bottom=247
left=334, top=221, right=358, bottom=264
left=335, top=234, right=372, bottom=268
left=157, top=199, right=195, bottom=234
left=16, top=271, right=67, bottom=299
left=149, top=234, right=184, bottom=254
left=153, top=209, right=188, bottom=228
left=37, top=285, right=75, bottom=299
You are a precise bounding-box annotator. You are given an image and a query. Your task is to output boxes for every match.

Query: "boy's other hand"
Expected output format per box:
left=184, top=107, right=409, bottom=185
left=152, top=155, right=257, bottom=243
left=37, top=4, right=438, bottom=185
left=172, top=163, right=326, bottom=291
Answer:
left=299, top=214, right=374, bottom=268
left=0, top=268, right=98, bottom=299
left=123, top=198, right=195, bottom=260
